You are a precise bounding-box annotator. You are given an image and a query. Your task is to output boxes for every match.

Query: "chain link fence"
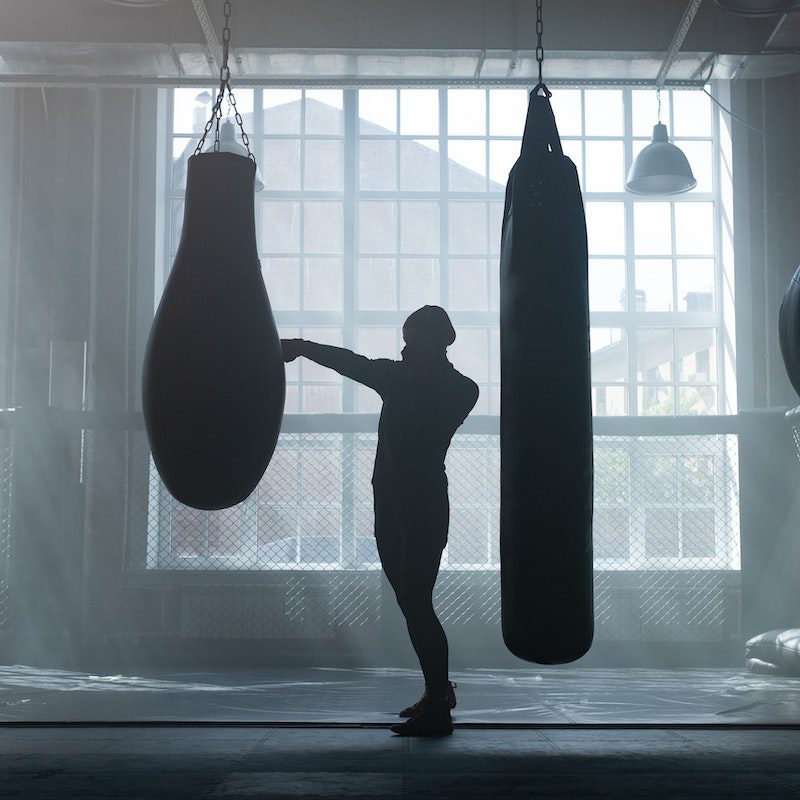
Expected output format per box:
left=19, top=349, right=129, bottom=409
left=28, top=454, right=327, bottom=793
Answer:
left=122, top=418, right=741, bottom=642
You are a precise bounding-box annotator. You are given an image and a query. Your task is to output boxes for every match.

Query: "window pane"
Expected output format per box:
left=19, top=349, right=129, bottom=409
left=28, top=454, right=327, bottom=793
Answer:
left=561, top=139, right=583, bottom=187
left=586, top=202, right=625, bottom=255
left=400, top=201, right=439, bottom=254
left=489, top=259, right=500, bottom=312
left=638, top=385, right=676, bottom=416
left=261, top=200, right=300, bottom=253
left=304, top=258, right=342, bottom=311
left=591, top=328, right=626, bottom=383
left=584, top=90, right=623, bottom=136
left=305, top=89, right=343, bottom=135
left=171, top=139, right=191, bottom=190
left=358, top=326, right=398, bottom=359
left=302, top=385, right=342, bottom=412
left=359, top=201, right=397, bottom=253
left=635, top=259, right=673, bottom=312
left=677, top=258, right=715, bottom=311
left=450, top=201, right=488, bottom=255
left=263, top=258, right=300, bottom=310
left=645, top=507, right=679, bottom=557
left=637, top=328, right=673, bottom=382
left=672, top=90, right=712, bottom=137
left=400, top=258, right=440, bottom=309
left=680, top=455, right=715, bottom=503
left=550, top=89, right=582, bottom=136
left=305, top=201, right=343, bottom=254
left=677, top=328, right=717, bottom=382
left=301, top=327, right=343, bottom=382
left=589, top=258, right=626, bottom=312
left=359, top=89, right=397, bottom=134
left=675, top=140, right=713, bottom=193
left=675, top=202, right=714, bottom=255
left=449, top=328, right=488, bottom=383
left=448, top=89, right=486, bottom=135
left=678, top=385, right=717, bottom=415
left=488, top=140, right=519, bottom=187
left=592, top=386, right=627, bottom=416
left=584, top=140, right=624, bottom=192
left=594, top=507, right=631, bottom=557
left=634, top=202, right=672, bottom=255
left=450, top=140, right=487, bottom=191
left=400, top=90, right=439, bottom=136
left=489, top=90, right=528, bottom=136
left=305, top=139, right=344, bottom=191
left=681, top=508, right=715, bottom=557
left=173, top=88, right=214, bottom=134
left=358, top=258, right=397, bottom=311
left=170, top=198, right=184, bottom=253
left=264, top=89, right=302, bottom=134
left=449, top=259, right=488, bottom=311
left=359, top=139, right=397, bottom=190
left=488, top=202, right=504, bottom=256
left=400, top=139, right=439, bottom=191
left=263, top=139, right=301, bottom=190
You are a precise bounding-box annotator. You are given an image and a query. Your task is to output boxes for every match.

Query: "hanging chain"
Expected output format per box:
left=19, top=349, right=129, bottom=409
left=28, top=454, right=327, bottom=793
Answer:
left=194, top=0, right=255, bottom=160
left=656, top=89, right=662, bottom=123
left=535, top=0, right=544, bottom=85
left=533, top=0, right=551, bottom=97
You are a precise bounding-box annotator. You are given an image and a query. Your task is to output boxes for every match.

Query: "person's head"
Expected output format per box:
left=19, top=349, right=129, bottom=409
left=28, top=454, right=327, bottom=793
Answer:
left=401, top=305, right=456, bottom=365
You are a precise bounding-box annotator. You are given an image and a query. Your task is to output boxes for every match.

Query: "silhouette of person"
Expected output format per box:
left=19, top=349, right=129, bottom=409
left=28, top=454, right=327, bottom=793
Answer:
left=281, top=305, right=479, bottom=737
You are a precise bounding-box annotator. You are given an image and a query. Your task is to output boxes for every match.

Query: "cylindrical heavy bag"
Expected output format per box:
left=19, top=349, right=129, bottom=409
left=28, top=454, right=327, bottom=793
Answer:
left=142, top=151, right=285, bottom=510
left=779, top=265, right=800, bottom=398
left=499, top=93, right=594, bottom=664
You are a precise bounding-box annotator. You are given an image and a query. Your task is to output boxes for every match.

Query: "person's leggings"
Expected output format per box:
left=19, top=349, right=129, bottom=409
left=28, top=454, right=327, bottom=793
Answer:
left=373, top=479, right=450, bottom=700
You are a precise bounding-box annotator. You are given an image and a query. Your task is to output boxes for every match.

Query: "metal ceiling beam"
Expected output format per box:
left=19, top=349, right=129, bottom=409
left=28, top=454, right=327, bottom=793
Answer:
left=655, top=0, right=706, bottom=87
left=191, top=0, right=222, bottom=72
left=0, top=74, right=708, bottom=90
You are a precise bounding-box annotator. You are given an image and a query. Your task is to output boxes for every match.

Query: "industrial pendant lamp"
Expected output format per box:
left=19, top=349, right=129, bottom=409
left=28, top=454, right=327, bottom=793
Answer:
left=714, top=0, right=800, bottom=15
left=625, top=90, right=696, bottom=195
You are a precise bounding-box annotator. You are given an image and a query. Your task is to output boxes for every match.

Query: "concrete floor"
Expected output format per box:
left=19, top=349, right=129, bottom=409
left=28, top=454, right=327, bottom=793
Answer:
left=3, top=665, right=800, bottom=797
left=3, top=726, right=800, bottom=799
left=1, top=665, right=800, bottom=723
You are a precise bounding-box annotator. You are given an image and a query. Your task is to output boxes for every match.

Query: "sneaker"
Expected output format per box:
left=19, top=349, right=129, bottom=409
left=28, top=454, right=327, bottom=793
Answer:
left=399, top=681, right=457, bottom=718
left=390, top=701, right=453, bottom=737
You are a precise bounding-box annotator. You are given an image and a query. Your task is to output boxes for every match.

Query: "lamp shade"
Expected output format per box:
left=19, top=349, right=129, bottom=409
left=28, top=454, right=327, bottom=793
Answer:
left=205, top=120, right=264, bottom=192
left=625, top=123, right=696, bottom=195
left=714, top=0, right=800, bottom=15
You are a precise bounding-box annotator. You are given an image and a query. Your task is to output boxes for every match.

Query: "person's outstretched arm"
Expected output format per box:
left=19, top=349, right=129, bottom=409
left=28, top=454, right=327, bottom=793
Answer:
left=281, top=339, right=393, bottom=394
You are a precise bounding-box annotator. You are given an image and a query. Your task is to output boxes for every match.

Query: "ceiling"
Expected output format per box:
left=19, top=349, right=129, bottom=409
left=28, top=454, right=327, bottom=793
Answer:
left=0, top=0, right=798, bottom=86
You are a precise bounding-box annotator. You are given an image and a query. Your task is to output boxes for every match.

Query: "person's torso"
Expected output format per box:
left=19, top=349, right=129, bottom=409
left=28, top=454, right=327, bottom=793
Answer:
left=372, top=361, right=478, bottom=486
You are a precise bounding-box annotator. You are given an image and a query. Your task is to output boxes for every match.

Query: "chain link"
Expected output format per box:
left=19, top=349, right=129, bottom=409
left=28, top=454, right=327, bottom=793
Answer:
left=535, top=0, right=544, bottom=84
left=193, top=0, right=255, bottom=161
left=533, top=0, right=550, bottom=97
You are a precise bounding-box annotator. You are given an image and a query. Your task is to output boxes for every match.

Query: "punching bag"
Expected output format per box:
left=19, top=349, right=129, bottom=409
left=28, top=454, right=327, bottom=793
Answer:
left=142, top=151, right=285, bottom=510
left=499, top=91, right=594, bottom=664
left=779, top=265, right=800, bottom=398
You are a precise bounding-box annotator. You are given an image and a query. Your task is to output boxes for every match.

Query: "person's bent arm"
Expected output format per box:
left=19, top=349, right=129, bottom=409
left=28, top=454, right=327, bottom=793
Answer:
left=281, top=339, right=392, bottom=394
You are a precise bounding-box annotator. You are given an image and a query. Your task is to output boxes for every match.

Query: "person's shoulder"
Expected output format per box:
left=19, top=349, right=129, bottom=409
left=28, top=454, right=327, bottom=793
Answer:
left=449, top=367, right=480, bottom=398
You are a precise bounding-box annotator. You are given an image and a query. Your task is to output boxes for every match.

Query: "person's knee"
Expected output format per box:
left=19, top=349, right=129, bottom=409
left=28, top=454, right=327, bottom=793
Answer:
left=399, top=588, right=433, bottom=617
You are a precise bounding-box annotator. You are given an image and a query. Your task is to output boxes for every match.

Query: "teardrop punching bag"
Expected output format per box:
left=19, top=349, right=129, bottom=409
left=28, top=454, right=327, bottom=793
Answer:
left=499, top=92, right=594, bottom=664
left=779, top=265, right=800, bottom=398
left=142, top=152, right=285, bottom=510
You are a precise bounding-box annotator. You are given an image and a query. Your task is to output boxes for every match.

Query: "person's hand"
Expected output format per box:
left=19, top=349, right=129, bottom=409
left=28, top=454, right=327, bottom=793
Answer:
left=281, top=339, right=306, bottom=363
